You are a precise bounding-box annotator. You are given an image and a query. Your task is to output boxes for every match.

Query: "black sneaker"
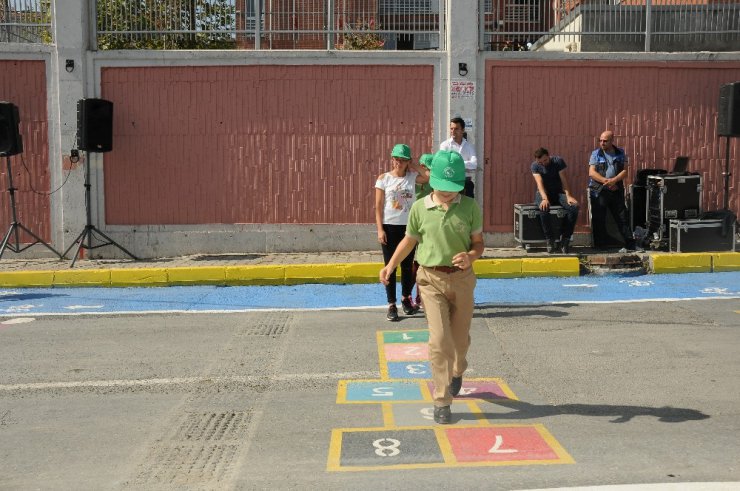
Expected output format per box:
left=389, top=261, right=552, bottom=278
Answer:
left=546, top=240, right=556, bottom=254
left=401, top=297, right=419, bottom=316
left=561, top=240, right=570, bottom=254
left=386, top=304, right=399, bottom=322
left=433, top=405, right=452, bottom=424
left=450, top=376, right=463, bottom=397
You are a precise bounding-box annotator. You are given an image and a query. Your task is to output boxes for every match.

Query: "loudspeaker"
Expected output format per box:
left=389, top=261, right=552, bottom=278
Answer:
left=77, top=98, right=113, bottom=152
left=0, top=102, right=23, bottom=156
left=718, top=82, right=740, bottom=137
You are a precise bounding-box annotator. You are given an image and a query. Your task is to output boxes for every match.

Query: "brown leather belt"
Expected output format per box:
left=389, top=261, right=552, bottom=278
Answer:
left=425, top=265, right=462, bottom=274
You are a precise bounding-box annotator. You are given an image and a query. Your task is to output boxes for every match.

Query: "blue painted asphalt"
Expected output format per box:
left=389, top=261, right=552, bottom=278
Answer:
left=0, top=272, right=738, bottom=316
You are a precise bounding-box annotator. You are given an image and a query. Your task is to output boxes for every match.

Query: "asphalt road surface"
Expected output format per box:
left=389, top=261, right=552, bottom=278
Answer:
left=0, top=295, right=739, bottom=489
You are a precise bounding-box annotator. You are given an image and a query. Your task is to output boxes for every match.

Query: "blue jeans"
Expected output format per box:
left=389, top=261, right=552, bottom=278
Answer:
left=534, top=191, right=580, bottom=241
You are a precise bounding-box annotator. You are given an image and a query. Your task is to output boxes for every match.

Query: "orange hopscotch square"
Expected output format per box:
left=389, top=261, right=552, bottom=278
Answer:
left=445, top=426, right=561, bottom=463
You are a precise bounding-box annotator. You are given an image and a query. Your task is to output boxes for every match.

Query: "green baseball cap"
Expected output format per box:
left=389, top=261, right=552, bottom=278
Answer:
left=391, top=143, right=411, bottom=160
left=429, top=150, right=465, bottom=192
left=419, top=153, right=433, bottom=168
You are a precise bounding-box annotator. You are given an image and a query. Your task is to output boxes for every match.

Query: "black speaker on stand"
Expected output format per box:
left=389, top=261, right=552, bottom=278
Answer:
left=718, top=82, right=739, bottom=211
left=63, top=98, right=137, bottom=267
left=0, top=101, right=63, bottom=259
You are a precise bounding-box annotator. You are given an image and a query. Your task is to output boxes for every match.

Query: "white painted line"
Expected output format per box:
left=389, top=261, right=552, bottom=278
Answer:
left=64, top=305, right=104, bottom=310
left=0, top=371, right=379, bottom=392
left=1, top=317, right=35, bottom=325
left=516, top=483, right=740, bottom=491
left=562, top=284, right=598, bottom=288
left=0, top=295, right=739, bottom=318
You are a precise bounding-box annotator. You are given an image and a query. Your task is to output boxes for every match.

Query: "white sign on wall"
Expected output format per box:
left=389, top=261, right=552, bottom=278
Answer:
left=450, top=80, right=475, bottom=99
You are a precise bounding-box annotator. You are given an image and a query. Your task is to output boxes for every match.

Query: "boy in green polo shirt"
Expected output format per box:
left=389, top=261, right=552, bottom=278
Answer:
left=380, top=150, right=484, bottom=424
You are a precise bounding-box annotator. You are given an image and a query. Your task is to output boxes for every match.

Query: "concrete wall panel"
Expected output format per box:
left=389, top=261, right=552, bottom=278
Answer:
left=483, top=60, right=740, bottom=234
left=101, top=64, right=434, bottom=225
left=0, top=60, right=50, bottom=242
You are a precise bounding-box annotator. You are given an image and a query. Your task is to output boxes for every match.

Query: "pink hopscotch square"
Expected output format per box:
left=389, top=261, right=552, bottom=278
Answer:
left=426, top=380, right=509, bottom=400
left=384, top=343, right=429, bottom=362
left=445, top=426, right=560, bottom=463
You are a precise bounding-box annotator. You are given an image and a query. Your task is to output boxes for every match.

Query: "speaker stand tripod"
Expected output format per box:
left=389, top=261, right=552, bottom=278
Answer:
left=0, top=155, right=64, bottom=260
left=722, top=135, right=734, bottom=211
left=63, top=150, right=138, bottom=267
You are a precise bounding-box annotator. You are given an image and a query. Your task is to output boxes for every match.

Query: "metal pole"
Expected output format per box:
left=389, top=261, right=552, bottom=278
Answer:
left=254, top=0, right=261, bottom=50
left=644, top=0, right=652, bottom=52
left=326, top=0, right=333, bottom=50
left=723, top=136, right=732, bottom=211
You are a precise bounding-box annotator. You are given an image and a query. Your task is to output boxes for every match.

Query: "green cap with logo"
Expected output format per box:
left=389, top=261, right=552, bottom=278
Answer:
left=391, top=143, right=411, bottom=160
left=418, top=153, right=434, bottom=168
left=429, top=150, right=465, bottom=192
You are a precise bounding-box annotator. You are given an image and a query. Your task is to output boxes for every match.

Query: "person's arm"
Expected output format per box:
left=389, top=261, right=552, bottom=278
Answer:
left=379, top=235, right=419, bottom=284
left=451, top=232, right=484, bottom=270
left=375, top=186, right=387, bottom=245
left=589, top=165, right=609, bottom=185
left=558, top=171, right=578, bottom=205
left=533, top=173, right=550, bottom=210
left=408, top=160, right=429, bottom=184
left=463, top=142, right=478, bottom=172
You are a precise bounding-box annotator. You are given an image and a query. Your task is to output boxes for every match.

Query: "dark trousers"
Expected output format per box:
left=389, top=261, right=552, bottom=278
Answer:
left=381, top=224, right=415, bottom=304
left=464, top=177, right=474, bottom=198
left=590, top=188, right=634, bottom=248
left=534, top=192, right=579, bottom=241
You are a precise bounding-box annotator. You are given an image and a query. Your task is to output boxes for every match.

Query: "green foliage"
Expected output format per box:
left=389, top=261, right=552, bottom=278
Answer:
left=96, top=0, right=237, bottom=50
left=335, top=18, right=385, bottom=51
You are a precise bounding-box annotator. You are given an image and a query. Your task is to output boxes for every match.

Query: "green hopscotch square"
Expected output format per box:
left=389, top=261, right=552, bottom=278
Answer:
left=382, top=330, right=429, bottom=344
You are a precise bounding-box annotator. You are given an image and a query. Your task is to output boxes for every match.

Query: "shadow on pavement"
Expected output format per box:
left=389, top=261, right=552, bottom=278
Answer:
left=460, top=398, right=710, bottom=423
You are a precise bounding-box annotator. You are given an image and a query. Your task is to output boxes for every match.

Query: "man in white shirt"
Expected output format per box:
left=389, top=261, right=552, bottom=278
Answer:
left=439, top=117, right=478, bottom=198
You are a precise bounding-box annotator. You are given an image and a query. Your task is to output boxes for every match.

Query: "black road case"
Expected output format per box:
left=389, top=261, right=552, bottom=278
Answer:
left=669, top=218, right=736, bottom=252
left=514, top=203, right=564, bottom=251
left=647, top=174, right=702, bottom=245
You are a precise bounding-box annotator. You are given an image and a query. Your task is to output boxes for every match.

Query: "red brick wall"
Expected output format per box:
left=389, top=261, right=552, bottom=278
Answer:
left=101, top=64, right=433, bottom=225
left=0, top=60, right=50, bottom=242
left=483, top=60, right=740, bottom=233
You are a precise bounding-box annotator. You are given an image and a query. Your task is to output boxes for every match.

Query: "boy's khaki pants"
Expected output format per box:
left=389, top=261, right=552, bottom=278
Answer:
left=416, top=266, right=476, bottom=407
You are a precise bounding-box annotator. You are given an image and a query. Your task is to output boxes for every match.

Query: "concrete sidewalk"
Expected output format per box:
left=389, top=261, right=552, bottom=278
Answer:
left=0, top=246, right=738, bottom=287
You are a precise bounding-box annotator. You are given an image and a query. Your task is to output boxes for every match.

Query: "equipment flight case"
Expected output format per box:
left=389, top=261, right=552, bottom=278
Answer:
left=669, top=217, right=736, bottom=253
left=514, top=203, right=564, bottom=251
left=646, top=173, right=702, bottom=247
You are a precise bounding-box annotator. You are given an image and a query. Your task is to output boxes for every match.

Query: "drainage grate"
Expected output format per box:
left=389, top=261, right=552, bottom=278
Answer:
left=136, top=443, right=240, bottom=485
left=241, top=312, right=292, bottom=337
left=173, top=411, right=251, bottom=442
left=134, top=411, right=251, bottom=486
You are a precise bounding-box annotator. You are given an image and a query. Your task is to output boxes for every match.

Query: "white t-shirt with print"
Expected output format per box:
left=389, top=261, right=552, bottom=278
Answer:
left=375, top=172, right=418, bottom=225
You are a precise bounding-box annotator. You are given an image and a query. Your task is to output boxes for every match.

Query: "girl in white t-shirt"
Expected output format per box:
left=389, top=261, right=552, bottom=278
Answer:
left=375, top=143, right=429, bottom=322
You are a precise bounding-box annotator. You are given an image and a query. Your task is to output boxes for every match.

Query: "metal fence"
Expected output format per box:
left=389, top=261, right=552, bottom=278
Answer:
left=481, top=0, right=740, bottom=52
left=0, top=0, right=52, bottom=44
left=95, top=0, right=445, bottom=50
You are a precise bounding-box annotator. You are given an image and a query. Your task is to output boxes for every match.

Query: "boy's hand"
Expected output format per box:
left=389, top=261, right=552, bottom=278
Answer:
left=452, top=252, right=472, bottom=270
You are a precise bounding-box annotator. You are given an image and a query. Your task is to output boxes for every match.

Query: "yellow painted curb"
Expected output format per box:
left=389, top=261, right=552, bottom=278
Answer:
left=225, top=265, right=285, bottom=285
left=344, top=262, right=381, bottom=284
left=53, top=269, right=111, bottom=287
left=650, top=253, right=712, bottom=274
left=711, top=252, right=740, bottom=272
left=474, top=258, right=522, bottom=278
left=0, top=270, right=55, bottom=287
left=521, top=257, right=579, bottom=277
left=110, top=268, right=169, bottom=287
left=284, top=264, right=345, bottom=285
left=167, top=267, right=226, bottom=285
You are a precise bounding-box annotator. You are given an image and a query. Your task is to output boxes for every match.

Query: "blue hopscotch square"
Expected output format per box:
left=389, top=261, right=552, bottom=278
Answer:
left=387, top=361, right=432, bottom=379
left=344, top=381, right=424, bottom=402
